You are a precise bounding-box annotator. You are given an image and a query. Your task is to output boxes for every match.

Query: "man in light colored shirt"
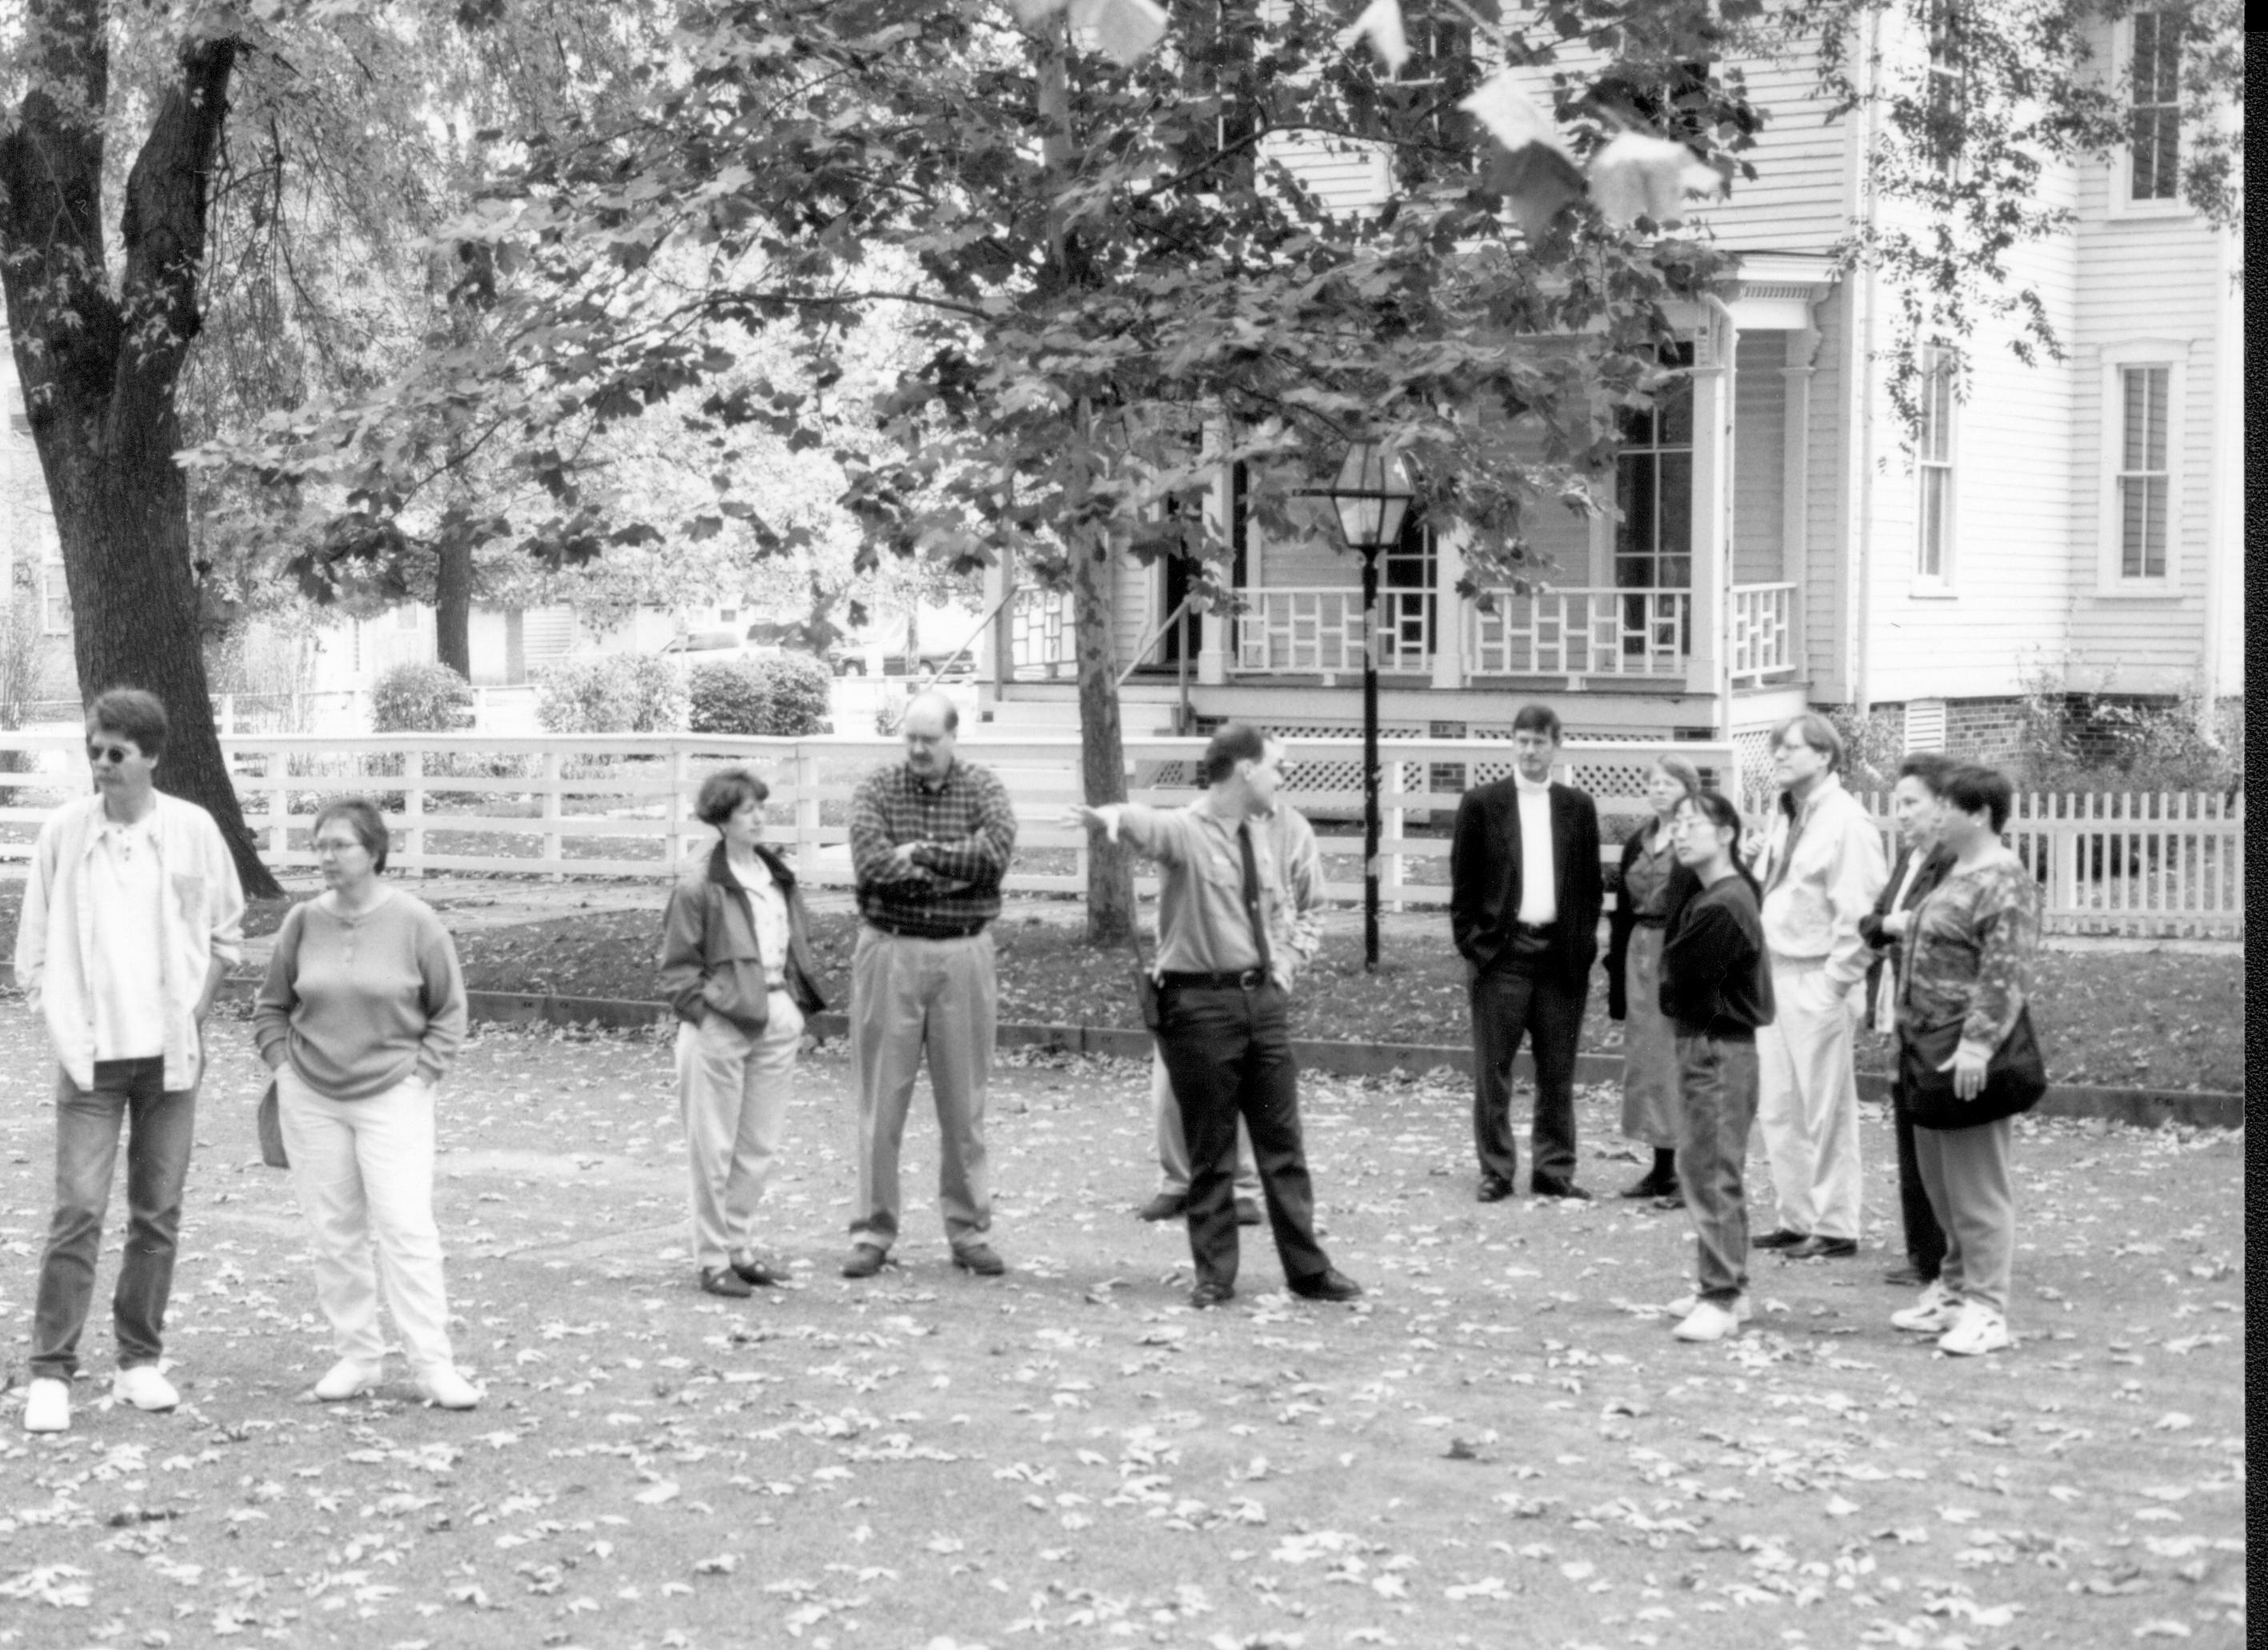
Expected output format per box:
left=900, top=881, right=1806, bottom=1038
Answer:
left=14, top=689, right=246, bottom=1434
left=1134, top=799, right=1326, bottom=1227
left=1071, top=724, right=1362, bottom=1311
left=1448, top=704, right=1604, bottom=1201
left=1750, top=713, right=1889, bottom=1260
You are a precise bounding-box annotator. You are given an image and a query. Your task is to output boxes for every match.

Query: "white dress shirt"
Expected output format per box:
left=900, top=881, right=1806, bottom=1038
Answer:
left=1513, top=773, right=1558, bottom=926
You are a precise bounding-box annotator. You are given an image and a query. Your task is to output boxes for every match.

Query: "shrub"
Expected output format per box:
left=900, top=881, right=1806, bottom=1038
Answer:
left=370, top=661, right=474, bottom=732
left=1822, top=705, right=1904, bottom=797
left=687, top=653, right=833, bottom=737
left=535, top=653, right=688, bottom=734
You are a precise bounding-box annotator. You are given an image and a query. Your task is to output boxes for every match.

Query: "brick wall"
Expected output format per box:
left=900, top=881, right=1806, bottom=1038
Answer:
left=1942, top=697, right=2026, bottom=765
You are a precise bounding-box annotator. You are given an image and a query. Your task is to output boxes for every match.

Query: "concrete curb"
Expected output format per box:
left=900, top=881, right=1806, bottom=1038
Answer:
left=214, top=981, right=2244, bottom=1133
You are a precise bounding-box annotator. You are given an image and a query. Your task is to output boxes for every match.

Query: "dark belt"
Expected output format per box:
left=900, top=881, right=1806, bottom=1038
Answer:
left=1513, top=921, right=1559, bottom=936
left=866, top=917, right=988, bottom=941
left=1159, top=969, right=1270, bottom=990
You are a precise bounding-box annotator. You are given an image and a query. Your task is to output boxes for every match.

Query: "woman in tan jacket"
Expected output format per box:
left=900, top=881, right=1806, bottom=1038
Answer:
left=658, top=768, right=828, bottom=1297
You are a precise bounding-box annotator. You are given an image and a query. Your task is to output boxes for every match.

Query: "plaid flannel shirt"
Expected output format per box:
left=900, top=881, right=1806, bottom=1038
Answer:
left=850, top=758, right=1018, bottom=935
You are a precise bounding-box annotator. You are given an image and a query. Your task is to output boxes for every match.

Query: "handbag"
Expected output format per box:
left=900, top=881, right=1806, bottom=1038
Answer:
left=256, top=1075, right=290, bottom=1169
left=1126, top=920, right=1162, bottom=1033
left=1899, top=1005, right=2047, bottom=1130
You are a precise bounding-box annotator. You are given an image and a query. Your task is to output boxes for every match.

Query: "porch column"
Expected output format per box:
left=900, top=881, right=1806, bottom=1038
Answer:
left=1780, top=326, right=1818, bottom=681
left=981, top=549, right=1012, bottom=693
left=1686, top=303, right=1737, bottom=738
left=1430, top=524, right=1466, bottom=689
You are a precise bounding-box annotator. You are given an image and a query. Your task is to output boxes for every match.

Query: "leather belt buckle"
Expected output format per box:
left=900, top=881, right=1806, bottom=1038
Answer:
left=1235, top=969, right=1266, bottom=989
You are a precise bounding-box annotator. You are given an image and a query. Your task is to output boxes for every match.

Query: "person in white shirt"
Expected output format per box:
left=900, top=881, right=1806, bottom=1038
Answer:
left=14, top=689, right=245, bottom=1434
left=1750, top=713, right=1889, bottom=1260
left=1447, top=705, right=1605, bottom=1201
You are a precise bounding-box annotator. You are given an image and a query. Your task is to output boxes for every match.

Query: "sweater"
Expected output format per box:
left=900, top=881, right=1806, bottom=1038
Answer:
left=1658, top=873, right=1775, bottom=1041
left=252, top=889, right=468, bottom=1099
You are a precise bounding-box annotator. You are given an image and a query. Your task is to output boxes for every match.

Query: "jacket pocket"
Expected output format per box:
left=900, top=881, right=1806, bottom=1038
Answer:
left=701, top=961, right=773, bottom=1032
left=171, top=872, right=206, bottom=927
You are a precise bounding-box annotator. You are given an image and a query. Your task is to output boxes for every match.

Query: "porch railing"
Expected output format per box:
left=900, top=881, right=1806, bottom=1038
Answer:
left=1465, top=586, right=1690, bottom=679
left=1009, top=589, right=1075, bottom=678
left=1230, top=587, right=1433, bottom=675
left=1730, top=581, right=1798, bottom=685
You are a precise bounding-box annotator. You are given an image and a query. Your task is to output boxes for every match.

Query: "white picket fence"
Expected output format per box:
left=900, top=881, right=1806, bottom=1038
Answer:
left=0, top=733, right=2239, bottom=936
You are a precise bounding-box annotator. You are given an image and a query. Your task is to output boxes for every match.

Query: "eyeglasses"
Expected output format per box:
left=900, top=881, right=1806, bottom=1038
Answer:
left=87, top=744, right=134, bottom=765
left=311, top=838, right=367, bottom=857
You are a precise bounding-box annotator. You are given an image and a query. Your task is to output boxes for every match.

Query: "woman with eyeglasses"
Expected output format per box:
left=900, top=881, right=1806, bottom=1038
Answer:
left=1657, top=789, right=1775, bottom=1343
left=252, top=797, right=475, bottom=1408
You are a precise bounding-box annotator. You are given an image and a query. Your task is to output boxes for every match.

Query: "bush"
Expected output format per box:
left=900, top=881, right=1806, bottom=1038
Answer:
left=370, top=661, right=474, bottom=732
left=1822, top=705, right=1904, bottom=797
left=535, top=654, right=688, bottom=734
left=686, top=653, right=833, bottom=737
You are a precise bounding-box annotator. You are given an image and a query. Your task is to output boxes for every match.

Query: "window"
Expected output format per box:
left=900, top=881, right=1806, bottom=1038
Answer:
left=1915, top=344, right=1957, bottom=581
left=2115, top=365, right=2170, bottom=579
left=1922, top=0, right=1966, bottom=178
left=2129, top=10, right=2182, bottom=202
left=42, top=565, right=70, bottom=634
left=1614, top=343, right=1694, bottom=657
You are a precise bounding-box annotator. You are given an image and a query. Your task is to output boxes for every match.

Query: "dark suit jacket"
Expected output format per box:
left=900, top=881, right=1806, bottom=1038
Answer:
left=1449, top=777, right=1604, bottom=980
left=1858, top=842, right=1954, bottom=1011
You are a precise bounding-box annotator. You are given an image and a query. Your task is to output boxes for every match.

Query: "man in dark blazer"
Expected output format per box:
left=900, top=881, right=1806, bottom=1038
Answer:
left=1449, top=703, right=1604, bottom=1201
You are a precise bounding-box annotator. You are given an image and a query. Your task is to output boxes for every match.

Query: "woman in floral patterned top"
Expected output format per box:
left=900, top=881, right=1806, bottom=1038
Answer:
left=1890, top=765, right=2040, bottom=1358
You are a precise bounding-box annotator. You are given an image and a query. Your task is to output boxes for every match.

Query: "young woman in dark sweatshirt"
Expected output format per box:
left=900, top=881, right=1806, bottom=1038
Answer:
left=1658, top=790, right=1775, bottom=1342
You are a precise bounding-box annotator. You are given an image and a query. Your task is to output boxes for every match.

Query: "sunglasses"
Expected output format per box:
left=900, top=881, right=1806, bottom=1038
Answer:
left=87, top=744, right=136, bottom=765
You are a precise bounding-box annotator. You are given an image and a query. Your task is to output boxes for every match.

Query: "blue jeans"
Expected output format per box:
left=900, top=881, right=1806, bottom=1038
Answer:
left=1674, top=1033, right=1760, bottom=1304
left=31, top=1058, right=198, bottom=1380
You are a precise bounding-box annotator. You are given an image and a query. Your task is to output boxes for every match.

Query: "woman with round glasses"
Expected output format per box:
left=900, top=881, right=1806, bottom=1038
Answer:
left=252, top=797, right=475, bottom=1408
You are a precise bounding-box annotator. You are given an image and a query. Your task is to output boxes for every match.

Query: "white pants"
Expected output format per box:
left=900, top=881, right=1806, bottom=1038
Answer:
left=676, top=997, right=803, bottom=1270
left=276, top=1066, right=454, bottom=1372
left=1754, top=957, right=1863, bottom=1242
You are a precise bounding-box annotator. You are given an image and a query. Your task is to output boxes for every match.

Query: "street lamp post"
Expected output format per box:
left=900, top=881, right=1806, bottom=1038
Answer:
left=1322, top=442, right=1414, bottom=972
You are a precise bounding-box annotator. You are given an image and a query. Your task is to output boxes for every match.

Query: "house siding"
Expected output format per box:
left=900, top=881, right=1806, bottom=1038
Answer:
left=1731, top=334, right=1786, bottom=582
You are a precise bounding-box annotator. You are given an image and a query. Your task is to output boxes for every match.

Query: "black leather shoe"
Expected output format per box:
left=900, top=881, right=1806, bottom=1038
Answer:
left=1531, top=1178, right=1593, bottom=1201
left=1288, top=1268, right=1365, bottom=1303
left=1882, top=1262, right=1934, bottom=1288
left=1477, top=1177, right=1516, bottom=1204
left=841, top=1244, right=888, bottom=1279
left=1786, top=1236, right=1858, bottom=1260
left=1620, top=1169, right=1672, bottom=1199
left=698, top=1266, right=753, bottom=1298
left=1190, top=1281, right=1236, bottom=1309
left=1135, top=1191, right=1187, bottom=1221
left=951, top=1243, right=1006, bottom=1276
left=1752, top=1229, right=1810, bottom=1250
left=1234, top=1197, right=1263, bottom=1227
left=729, top=1248, right=779, bottom=1287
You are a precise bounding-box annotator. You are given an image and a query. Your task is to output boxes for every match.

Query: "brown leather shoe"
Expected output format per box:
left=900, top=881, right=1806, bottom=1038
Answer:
left=698, top=1266, right=753, bottom=1298
left=729, top=1248, right=779, bottom=1287
left=1134, top=1191, right=1187, bottom=1221
left=840, top=1244, right=888, bottom=1279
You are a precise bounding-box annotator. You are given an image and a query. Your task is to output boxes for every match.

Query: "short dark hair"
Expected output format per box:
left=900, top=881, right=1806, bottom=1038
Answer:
left=1896, top=751, right=1958, bottom=794
left=1675, top=789, right=1763, bottom=902
left=1510, top=703, right=1563, bottom=742
left=1774, top=711, right=1846, bottom=773
left=1200, top=721, right=1270, bottom=785
left=1942, top=764, right=2014, bottom=833
left=310, top=796, right=390, bottom=874
left=694, top=766, right=770, bottom=828
left=87, top=688, right=168, bottom=761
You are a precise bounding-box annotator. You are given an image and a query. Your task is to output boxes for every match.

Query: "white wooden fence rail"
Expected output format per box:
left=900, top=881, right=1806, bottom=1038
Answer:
left=0, top=734, right=2239, bottom=936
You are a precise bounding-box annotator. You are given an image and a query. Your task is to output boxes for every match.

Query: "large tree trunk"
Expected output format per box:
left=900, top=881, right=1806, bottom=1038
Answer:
left=1068, top=464, right=1134, bottom=945
left=0, top=11, right=281, bottom=897
left=434, top=521, right=474, bottom=677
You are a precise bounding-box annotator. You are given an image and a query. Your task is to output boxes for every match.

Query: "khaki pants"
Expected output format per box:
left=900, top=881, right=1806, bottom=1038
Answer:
left=1151, top=1050, right=1258, bottom=1199
left=677, top=995, right=804, bottom=1270
left=848, top=928, right=996, bottom=1253
left=1755, top=957, right=1863, bottom=1242
left=1913, top=1115, right=2014, bottom=1315
left=277, top=1068, right=454, bottom=1374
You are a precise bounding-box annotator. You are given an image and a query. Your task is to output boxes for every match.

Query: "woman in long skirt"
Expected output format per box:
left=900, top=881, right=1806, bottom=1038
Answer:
left=1603, top=756, right=1702, bottom=1205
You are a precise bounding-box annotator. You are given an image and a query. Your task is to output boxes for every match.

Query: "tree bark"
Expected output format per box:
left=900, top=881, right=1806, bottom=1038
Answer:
left=1067, top=412, right=1134, bottom=946
left=1, top=11, right=280, bottom=897
left=434, top=520, right=474, bottom=677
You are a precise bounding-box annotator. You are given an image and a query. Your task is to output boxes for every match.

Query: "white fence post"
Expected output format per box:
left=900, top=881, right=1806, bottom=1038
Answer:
left=794, top=742, right=820, bottom=863
left=667, top=744, right=690, bottom=873
left=402, top=749, right=426, bottom=877
left=542, top=749, right=564, bottom=880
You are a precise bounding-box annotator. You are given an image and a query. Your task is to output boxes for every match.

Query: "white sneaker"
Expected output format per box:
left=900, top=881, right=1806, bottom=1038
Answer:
left=314, top=1358, right=386, bottom=1402
left=112, top=1365, right=178, bottom=1412
left=1667, top=1292, right=1753, bottom=1323
left=1936, top=1302, right=2012, bottom=1356
left=1891, top=1280, right=1960, bottom=1335
left=1673, top=1296, right=1748, bottom=1342
left=22, top=1378, right=70, bottom=1433
left=416, top=1365, right=481, bottom=1410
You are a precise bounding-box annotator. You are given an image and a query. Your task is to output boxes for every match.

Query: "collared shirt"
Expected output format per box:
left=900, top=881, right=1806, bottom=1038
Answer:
left=1115, top=797, right=1312, bottom=981
left=1758, top=773, right=1888, bottom=985
left=849, top=757, right=1018, bottom=935
left=1514, top=773, right=1557, bottom=926
left=730, top=856, right=790, bottom=985
left=14, top=792, right=246, bottom=1092
left=89, top=816, right=164, bottom=1060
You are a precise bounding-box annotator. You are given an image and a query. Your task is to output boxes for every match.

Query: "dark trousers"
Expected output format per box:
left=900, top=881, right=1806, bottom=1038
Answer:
left=1890, top=1075, right=1948, bottom=1280
left=33, top=1058, right=197, bottom=1380
left=1468, top=953, right=1586, bottom=1187
left=1675, top=1032, right=1760, bottom=1303
left=1153, top=980, right=1330, bottom=1292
